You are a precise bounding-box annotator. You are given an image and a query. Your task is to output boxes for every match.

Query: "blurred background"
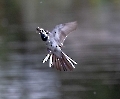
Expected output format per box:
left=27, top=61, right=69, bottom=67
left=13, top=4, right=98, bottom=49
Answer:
left=0, top=0, right=120, bottom=99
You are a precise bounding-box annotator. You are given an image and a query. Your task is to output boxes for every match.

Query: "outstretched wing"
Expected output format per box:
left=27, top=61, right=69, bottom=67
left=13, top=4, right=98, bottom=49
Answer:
left=51, top=21, right=77, bottom=47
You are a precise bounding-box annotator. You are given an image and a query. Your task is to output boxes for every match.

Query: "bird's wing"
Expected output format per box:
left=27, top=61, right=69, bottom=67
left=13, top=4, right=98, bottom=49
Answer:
left=51, top=21, right=77, bottom=47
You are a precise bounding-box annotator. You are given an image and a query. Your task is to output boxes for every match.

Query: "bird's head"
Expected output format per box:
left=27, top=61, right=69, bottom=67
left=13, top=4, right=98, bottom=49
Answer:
left=36, top=27, right=49, bottom=41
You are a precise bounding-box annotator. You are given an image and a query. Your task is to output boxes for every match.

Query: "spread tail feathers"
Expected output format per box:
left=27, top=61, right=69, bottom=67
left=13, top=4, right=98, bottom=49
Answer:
left=43, top=52, right=77, bottom=71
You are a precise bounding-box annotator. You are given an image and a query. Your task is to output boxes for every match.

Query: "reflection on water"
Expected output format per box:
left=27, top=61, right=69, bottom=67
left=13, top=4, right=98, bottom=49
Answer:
left=0, top=0, right=120, bottom=99
left=0, top=59, right=61, bottom=99
left=61, top=43, right=120, bottom=99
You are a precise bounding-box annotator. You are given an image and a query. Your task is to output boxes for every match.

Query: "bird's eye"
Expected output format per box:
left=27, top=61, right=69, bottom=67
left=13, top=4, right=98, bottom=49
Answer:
left=46, top=31, right=49, bottom=34
left=40, top=28, right=44, bottom=33
left=41, top=30, right=44, bottom=32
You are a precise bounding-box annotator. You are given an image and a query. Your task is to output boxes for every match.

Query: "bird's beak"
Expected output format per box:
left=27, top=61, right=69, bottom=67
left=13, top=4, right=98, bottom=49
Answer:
left=36, top=27, right=41, bottom=34
left=36, top=31, right=41, bottom=35
left=36, top=30, right=38, bottom=33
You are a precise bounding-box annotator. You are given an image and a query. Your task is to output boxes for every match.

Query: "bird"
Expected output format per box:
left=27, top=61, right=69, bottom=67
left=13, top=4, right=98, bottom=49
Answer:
left=36, top=21, right=77, bottom=71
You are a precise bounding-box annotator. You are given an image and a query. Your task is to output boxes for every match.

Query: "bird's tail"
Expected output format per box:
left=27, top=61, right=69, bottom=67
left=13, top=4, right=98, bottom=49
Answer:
left=43, top=52, right=77, bottom=71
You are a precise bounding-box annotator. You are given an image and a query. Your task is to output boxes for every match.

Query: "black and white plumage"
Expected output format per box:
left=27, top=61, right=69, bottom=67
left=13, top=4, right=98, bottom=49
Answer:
left=36, top=21, right=77, bottom=71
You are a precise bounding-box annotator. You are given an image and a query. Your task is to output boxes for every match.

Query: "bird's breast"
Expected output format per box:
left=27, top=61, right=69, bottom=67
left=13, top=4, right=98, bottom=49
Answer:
left=46, top=40, right=62, bottom=57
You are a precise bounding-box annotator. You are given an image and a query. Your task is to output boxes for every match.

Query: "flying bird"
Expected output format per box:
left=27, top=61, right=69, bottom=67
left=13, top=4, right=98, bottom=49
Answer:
left=36, top=21, right=77, bottom=71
